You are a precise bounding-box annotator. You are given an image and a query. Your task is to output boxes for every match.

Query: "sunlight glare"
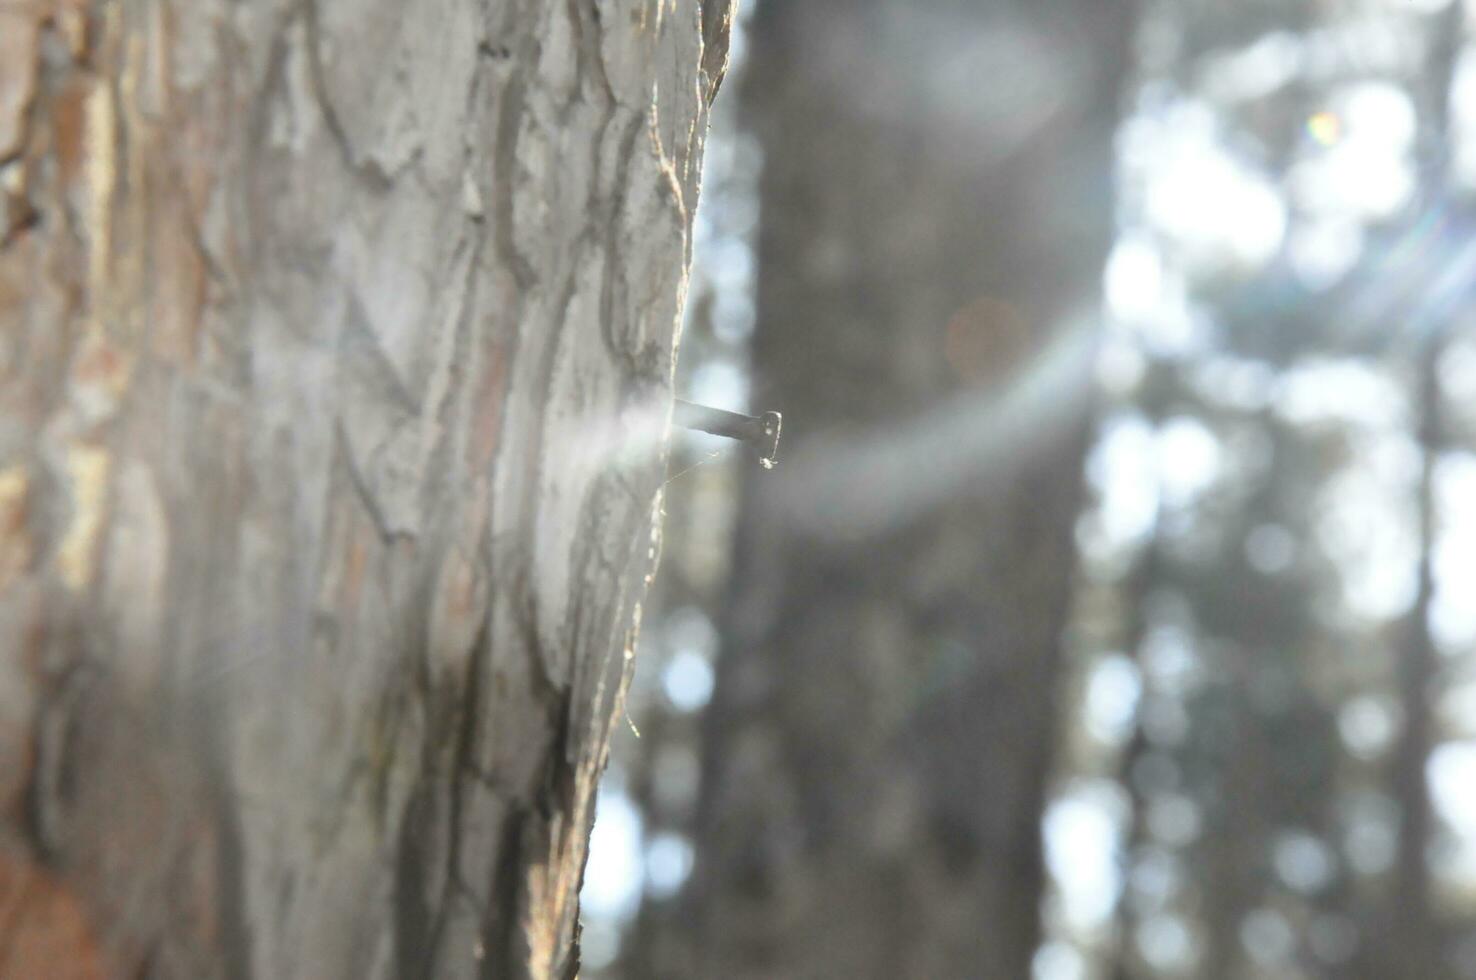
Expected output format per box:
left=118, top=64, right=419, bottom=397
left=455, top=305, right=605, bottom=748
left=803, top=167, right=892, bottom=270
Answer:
left=1452, top=50, right=1476, bottom=187
left=662, top=650, right=716, bottom=713
left=689, top=359, right=750, bottom=414
left=1145, top=140, right=1286, bottom=272
left=1428, top=741, right=1476, bottom=882
left=1086, top=413, right=1159, bottom=552
left=1291, top=82, right=1417, bottom=221
left=1156, top=417, right=1222, bottom=509
left=1343, top=82, right=1417, bottom=149
left=1083, top=654, right=1143, bottom=747
left=1275, top=359, right=1409, bottom=431
left=1033, top=941, right=1089, bottom=980
left=583, top=786, right=645, bottom=921
left=1315, top=449, right=1420, bottom=623
left=1104, top=236, right=1165, bottom=322
left=1044, top=780, right=1129, bottom=935
left=1432, top=452, right=1476, bottom=651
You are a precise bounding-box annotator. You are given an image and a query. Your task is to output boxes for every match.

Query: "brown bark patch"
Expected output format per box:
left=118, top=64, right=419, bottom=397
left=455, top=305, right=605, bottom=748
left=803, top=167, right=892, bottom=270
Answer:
left=0, top=849, right=104, bottom=980
left=0, top=9, right=41, bottom=163
left=0, top=466, right=31, bottom=594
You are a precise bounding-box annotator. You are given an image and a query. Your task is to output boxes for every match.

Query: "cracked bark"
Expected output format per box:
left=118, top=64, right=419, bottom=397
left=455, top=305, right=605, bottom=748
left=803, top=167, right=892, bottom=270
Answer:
left=0, top=1, right=726, bottom=977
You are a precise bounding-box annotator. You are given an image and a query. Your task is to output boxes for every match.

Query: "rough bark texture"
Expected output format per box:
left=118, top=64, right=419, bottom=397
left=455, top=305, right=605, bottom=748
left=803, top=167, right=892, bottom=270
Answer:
left=660, top=1, right=1135, bottom=977
left=0, top=1, right=727, bottom=976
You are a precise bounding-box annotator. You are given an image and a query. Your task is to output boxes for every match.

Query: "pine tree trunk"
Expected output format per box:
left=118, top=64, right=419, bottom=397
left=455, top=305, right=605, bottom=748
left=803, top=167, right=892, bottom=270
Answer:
left=666, top=1, right=1134, bottom=977
left=0, top=1, right=730, bottom=976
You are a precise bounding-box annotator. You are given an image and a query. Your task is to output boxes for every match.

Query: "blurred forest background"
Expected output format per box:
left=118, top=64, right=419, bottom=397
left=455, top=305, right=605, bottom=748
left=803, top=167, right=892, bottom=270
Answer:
left=583, top=0, right=1476, bottom=977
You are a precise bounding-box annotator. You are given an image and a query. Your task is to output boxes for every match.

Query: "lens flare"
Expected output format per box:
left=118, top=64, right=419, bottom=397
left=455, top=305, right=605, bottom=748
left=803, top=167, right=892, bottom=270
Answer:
left=1307, top=110, right=1342, bottom=146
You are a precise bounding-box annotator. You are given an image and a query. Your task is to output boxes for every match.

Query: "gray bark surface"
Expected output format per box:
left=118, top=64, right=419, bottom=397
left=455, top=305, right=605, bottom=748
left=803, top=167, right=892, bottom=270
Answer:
left=661, top=1, right=1136, bottom=977
left=0, top=1, right=728, bottom=977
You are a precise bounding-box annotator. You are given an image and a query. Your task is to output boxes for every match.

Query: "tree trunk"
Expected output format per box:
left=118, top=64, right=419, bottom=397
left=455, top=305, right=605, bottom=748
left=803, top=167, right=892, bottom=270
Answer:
left=0, top=1, right=730, bottom=976
left=1382, top=8, right=1461, bottom=973
left=666, top=1, right=1135, bottom=977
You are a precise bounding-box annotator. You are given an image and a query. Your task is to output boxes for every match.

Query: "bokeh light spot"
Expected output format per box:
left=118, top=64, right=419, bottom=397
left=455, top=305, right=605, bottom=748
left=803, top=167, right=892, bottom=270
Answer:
left=1308, top=110, right=1342, bottom=146
left=944, top=297, right=1031, bottom=384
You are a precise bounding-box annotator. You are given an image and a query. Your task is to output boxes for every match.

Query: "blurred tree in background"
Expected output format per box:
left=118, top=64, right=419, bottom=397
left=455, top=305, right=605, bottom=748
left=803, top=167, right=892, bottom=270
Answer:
left=602, top=0, right=1135, bottom=976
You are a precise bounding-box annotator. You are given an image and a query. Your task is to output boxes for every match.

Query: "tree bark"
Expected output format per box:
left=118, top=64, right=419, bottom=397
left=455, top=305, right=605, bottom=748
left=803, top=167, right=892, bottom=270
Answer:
left=665, top=1, right=1135, bottom=977
left=0, top=1, right=729, bottom=976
